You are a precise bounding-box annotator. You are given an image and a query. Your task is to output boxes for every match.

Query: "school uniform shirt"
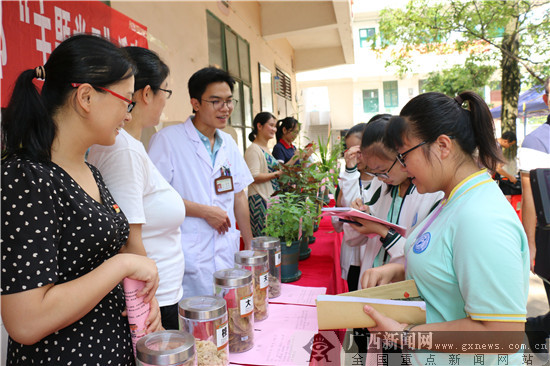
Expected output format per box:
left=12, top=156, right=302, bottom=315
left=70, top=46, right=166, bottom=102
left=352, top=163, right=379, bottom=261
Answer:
left=88, top=129, right=186, bottom=307
left=336, top=165, right=374, bottom=280
left=148, top=116, right=254, bottom=297
left=340, top=171, right=444, bottom=290
left=272, top=139, right=296, bottom=163
left=404, top=170, right=529, bottom=366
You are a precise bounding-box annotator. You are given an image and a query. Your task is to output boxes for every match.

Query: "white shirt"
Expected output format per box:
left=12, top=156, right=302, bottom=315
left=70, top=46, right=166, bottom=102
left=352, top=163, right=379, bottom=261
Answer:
left=517, top=120, right=550, bottom=171
left=336, top=165, right=373, bottom=280
left=88, top=129, right=186, bottom=306
left=148, top=116, right=254, bottom=298
left=340, top=169, right=444, bottom=290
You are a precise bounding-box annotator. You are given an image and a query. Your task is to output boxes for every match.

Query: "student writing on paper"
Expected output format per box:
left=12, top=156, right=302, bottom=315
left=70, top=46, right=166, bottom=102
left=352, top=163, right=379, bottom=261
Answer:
left=343, top=116, right=443, bottom=290
left=360, top=92, right=529, bottom=364
left=333, top=122, right=373, bottom=292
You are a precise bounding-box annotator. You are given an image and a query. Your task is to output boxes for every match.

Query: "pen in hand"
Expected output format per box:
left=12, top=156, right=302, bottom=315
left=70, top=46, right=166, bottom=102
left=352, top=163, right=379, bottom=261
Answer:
left=339, top=218, right=363, bottom=226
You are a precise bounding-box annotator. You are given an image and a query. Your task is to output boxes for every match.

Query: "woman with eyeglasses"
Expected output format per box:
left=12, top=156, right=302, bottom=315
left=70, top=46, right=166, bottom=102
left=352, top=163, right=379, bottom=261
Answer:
left=272, top=117, right=314, bottom=164
left=359, top=92, right=528, bottom=365
left=1, top=35, right=161, bottom=365
left=344, top=115, right=443, bottom=289
left=87, top=47, right=185, bottom=330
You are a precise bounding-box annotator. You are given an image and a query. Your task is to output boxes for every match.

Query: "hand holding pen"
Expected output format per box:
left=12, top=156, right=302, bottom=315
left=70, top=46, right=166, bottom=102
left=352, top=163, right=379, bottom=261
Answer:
left=351, top=197, right=370, bottom=214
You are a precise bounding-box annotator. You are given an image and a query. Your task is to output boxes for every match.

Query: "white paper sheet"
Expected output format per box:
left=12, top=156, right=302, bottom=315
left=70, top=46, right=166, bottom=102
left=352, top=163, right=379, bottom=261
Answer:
left=269, top=284, right=327, bottom=306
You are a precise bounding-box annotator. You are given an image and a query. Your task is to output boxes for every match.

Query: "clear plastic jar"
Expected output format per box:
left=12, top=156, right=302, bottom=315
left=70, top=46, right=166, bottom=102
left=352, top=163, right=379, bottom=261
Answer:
left=251, top=236, right=282, bottom=298
left=213, top=268, right=254, bottom=353
left=234, top=250, right=269, bottom=321
left=136, top=330, right=196, bottom=366
left=178, top=296, right=229, bottom=366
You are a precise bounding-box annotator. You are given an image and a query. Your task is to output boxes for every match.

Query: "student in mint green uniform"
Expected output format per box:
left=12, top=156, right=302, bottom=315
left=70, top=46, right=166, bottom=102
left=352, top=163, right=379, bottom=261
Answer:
left=359, top=91, right=529, bottom=366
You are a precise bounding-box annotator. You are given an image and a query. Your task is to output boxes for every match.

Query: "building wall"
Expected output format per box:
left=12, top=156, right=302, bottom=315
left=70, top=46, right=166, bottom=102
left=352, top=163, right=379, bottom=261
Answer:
left=298, top=79, right=353, bottom=131
left=111, top=1, right=297, bottom=149
left=297, top=9, right=471, bottom=137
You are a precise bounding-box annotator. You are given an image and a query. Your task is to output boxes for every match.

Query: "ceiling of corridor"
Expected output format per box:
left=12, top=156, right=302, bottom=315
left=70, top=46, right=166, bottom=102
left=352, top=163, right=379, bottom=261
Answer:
left=259, top=1, right=354, bottom=72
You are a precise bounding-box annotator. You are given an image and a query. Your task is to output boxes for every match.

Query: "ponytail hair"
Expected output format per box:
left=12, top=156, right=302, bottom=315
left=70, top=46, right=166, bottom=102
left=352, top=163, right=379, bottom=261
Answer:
left=385, top=91, right=502, bottom=172
left=2, top=34, right=136, bottom=162
left=249, top=111, right=276, bottom=142
left=275, top=117, right=299, bottom=141
left=2, top=70, right=54, bottom=162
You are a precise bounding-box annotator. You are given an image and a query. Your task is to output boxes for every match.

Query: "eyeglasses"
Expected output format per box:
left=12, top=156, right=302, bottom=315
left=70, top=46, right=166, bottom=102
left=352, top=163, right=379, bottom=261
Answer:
left=396, top=141, right=427, bottom=168
left=201, top=99, right=238, bottom=110
left=365, top=158, right=398, bottom=180
left=71, top=83, right=135, bottom=113
left=159, top=88, right=172, bottom=99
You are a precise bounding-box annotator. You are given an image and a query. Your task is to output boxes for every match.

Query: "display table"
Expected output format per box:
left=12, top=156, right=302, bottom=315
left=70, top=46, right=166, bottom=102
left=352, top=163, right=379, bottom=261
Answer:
left=229, top=215, right=347, bottom=365
left=228, top=285, right=343, bottom=366
left=294, top=215, right=347, bottom=295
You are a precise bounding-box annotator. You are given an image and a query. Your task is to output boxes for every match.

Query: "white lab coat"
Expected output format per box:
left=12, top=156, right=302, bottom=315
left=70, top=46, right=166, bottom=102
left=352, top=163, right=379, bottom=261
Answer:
left=148, top=116, right=253, bottom=297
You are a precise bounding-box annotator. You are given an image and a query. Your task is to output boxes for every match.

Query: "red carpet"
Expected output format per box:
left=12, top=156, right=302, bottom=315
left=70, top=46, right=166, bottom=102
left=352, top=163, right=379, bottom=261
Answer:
left=294, top=215, right=348, bottom=295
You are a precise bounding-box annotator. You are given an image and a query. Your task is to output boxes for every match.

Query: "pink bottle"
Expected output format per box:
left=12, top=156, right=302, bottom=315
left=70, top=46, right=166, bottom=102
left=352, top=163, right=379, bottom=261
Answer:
left=123, top=278, right=151, bottom=356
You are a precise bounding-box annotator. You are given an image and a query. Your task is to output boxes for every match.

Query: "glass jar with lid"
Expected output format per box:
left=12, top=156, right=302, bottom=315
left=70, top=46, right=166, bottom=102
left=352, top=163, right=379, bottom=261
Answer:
left=234, top=250, right=269, bottom=321
left=251, top=236, right=282, bottom=298
left=213, top=268, right=254, bottom=353
left=136, top=330, right=196, bottom=366
left=179, top=296, right=229, bottom=366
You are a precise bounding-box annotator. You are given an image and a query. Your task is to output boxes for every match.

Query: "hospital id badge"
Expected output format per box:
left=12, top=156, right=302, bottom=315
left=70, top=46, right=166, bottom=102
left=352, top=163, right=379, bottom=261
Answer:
left=215, top=175, right=234, bottom=194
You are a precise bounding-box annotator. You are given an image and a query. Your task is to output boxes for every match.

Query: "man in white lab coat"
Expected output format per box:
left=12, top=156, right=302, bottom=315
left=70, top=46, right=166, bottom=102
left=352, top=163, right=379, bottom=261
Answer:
left=148, top=67, right=254, bottom=297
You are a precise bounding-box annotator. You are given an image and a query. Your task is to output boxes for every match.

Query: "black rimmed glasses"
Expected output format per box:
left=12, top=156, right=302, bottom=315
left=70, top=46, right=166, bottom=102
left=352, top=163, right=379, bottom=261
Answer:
left=159, top=88, right=172, bottom=99
left=396, top=141, right=428, bottom=168
left=365, top=158, right=398, bottom=180
left=71, top=83, right=135, bottom=113
left=201, top=98, right=238, bottom=110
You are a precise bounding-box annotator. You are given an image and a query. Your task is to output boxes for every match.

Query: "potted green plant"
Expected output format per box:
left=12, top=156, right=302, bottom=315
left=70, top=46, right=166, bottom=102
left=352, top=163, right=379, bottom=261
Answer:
left=274, top=154, right=331, bottom=236
left=299, top=197, right=316, bottom=260
left=264, top=192, right=305, bottom=282
left=313, top=134, right=343, bottom=231
left=314, top=132, right=344, bottom=203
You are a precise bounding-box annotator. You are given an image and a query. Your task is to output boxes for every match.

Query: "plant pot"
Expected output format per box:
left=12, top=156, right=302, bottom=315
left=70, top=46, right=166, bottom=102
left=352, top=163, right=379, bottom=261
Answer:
left=299, top=236, right=311, bottom=261
left=281, top=240, right=302, bottom=283
left=308, top=235, right=316, bottom=245
left=313, top=222, right=319, bottom=232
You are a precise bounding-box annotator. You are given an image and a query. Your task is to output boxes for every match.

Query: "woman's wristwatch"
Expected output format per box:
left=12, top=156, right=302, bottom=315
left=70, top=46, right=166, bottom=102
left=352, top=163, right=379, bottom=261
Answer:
left=380, top=228, right=398, bottom=247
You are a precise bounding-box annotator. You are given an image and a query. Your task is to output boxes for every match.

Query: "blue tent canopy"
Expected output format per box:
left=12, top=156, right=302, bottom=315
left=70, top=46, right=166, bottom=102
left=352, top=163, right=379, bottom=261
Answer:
left=491, top=85, right=548, bottom=119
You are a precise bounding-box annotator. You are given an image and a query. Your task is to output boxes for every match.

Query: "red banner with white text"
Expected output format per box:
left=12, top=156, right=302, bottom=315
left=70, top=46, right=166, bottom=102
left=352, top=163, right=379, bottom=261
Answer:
left=1, top=0, right=148, bottom=107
